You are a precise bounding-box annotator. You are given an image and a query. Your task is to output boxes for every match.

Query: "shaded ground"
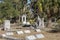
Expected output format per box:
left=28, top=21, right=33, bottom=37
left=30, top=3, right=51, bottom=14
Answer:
left=39, top=31, right=60, bottom=40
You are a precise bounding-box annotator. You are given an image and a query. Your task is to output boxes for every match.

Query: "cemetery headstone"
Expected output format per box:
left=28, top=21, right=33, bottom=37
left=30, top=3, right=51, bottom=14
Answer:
left=2, top=34, right=6, bottom=37
left=37, top=16, right=42, bottom=29
left=17, top=31, right=24, bottom=35
left=4, top=20, right=10, bottom=31
left=24, top=30, right=31, bottom=33
left=5, top=32, right=14, bottom=36
left=35, top=34, right=44, bottom=39
left=41, top=18, right=45, bottom=28
left=25, top=35, right=36, bottom=40
left=22, top=15, right=27, bottom=25
left=35, top=29, right=41, bottom=32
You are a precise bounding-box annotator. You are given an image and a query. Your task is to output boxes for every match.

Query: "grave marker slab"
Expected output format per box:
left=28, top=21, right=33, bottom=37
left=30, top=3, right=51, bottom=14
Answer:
left=5, top=32, right=14, bottom=36
left=26, top=35, right=36, bottom=40
left=35, top=34, right=44, bottom=39
left=2, top=34, right=6, bottom=37
left=17, top=31, right=24, bottom=35
left=35, top=29, right=41, bottom=32
left=24, top=30, right=31, bottom=33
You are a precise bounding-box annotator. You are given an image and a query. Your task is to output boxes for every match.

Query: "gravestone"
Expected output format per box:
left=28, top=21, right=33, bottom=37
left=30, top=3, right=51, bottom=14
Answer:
left=26, top=35, right=36, bottom=40
left=4, top=20, right=10, bottom=31
left=5, top=32, right=14, bottom=36
left=24, top=30, right=31, bottom=33
left=37, top=16, right=42, bottom=28
left=35, top=34, right=44, bottom=39
left=2, top=34, right=6, bottom=37
left=17, top=31, right=24, bottom=34
left=22, top=15, right=27, bottom=25
left=35, top=29, right=41, bottom=32
left=41, top=18, right=45, bottom=28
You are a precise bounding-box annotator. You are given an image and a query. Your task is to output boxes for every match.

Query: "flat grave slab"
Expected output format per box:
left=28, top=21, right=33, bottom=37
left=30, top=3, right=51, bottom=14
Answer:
left=25, top=35, right=36, bottom=40
left=35, top=29, right=41, bottom=32
left=24, top=30, right=31, bottom=34
left=17, top=31, right=24, bottom=35
left=5, top=32, right=14, bottom=36
left=2, top=34, right=6, bottom=37
left=35, top=34, right=44, bottom=39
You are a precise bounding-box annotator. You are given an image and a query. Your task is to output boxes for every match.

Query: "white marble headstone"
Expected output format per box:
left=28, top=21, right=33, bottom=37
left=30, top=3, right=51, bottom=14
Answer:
left=41, top=18, right=45, bottom=28
left=22, top=15, right=26, bottom=23
left=17, top=31, right=24, bottom=35
left=2, top=34, right=6, bottom=37
left=4, top=20, right=10, bottom=31
left=26, top=35, right=36, bottom=40
left=35, top=34, right=44, bottom=39
left=24, top=30, right=31, bottom=33
left=5, top=32, right=14, bottom=36
left=35, top=29, right=41, bottom=32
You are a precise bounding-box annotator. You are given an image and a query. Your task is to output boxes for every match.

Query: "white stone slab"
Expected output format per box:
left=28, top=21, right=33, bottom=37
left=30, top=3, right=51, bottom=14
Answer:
left=26, top=35, right=36, bottom=40
left=35, top=29, right=41, bottom=32
left=24, top=30, right=31, bottom=33
left=26, top=22, right=30, bottom=25
left=5, top=32, right=14, bottom=35
left=2, top=34, right=6, bottom=37
left=17, top=31, right=24, bottom=35
left=23, top=21, right=26, bottom=25
left=35, top=34, right=44, bottom=39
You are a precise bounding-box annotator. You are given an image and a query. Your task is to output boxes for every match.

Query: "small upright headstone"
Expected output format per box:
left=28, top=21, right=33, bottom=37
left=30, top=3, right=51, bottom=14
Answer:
left=4, top=20, right=10, bottom=31
left=41, top=18, right=45, bottom=28
left=37, top=16, right=41, bottom=28
left=22, top=15, right=27, bottom=25
left=35, top=29, right=41, bottom=32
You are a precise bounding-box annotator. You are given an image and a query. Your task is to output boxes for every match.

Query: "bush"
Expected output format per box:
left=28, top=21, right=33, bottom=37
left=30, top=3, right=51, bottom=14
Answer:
left=57, top=19, right=60, bottom=24
left=0, top=19, right=4, bottom=24
left=52, top=19, right=60, bottom=32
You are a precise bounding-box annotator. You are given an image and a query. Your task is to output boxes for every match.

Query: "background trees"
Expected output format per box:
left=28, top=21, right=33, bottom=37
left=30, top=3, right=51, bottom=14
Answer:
left=0, top=0, right=60, bottom=26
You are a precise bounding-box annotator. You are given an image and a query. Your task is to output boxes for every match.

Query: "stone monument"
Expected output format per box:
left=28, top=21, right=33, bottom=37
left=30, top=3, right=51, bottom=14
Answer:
left=37, top=16, right=42, bottom=28
left=41, top=18, right=45, bottom=29
left=22, top=14, right=27, bottom=25
left=4, top=20, right=10, bottom=31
